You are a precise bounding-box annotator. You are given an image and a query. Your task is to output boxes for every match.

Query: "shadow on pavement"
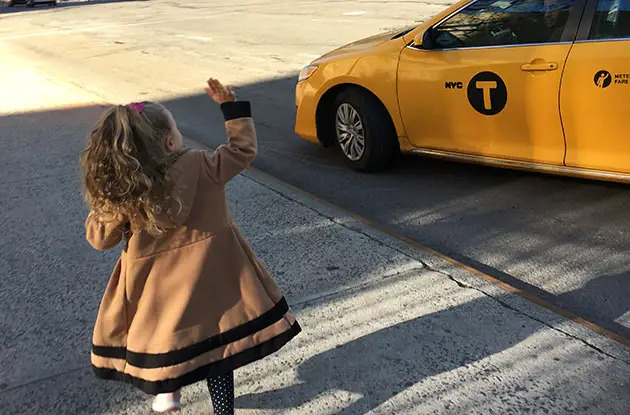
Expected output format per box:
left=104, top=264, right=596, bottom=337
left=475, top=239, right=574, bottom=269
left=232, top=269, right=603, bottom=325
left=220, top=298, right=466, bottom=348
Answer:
left=236, top=285, right=628, bottom=414
left=451, top=255, right=630, bottom=338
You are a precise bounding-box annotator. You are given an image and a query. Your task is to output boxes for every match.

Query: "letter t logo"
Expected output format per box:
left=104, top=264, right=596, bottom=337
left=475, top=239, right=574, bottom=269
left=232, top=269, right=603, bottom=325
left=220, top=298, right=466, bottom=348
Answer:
left=475, top=81, right=498, bottom=110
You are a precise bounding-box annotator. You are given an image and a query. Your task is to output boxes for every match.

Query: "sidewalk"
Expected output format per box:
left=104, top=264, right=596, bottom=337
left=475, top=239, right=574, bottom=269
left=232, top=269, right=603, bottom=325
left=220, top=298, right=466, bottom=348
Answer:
left=1, top=47, right=629, bottom=414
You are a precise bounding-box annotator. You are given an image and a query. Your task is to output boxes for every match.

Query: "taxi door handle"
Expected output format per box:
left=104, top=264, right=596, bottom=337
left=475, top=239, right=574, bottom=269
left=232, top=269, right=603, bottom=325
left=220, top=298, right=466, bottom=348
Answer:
left=521, top=62, right=558, bottom=72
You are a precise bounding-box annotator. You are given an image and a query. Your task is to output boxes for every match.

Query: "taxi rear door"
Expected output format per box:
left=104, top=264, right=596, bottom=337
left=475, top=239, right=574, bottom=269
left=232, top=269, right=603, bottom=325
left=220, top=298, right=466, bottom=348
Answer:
left=397, top=0, right=585, bottom=165
left=561, top=0, right=630, bottom=173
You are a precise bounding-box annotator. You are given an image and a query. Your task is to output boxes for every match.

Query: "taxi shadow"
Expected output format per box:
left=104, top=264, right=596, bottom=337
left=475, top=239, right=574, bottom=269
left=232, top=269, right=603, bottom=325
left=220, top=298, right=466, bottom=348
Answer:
left=364, top=154, right=630, bottom=339
left=0, top=0, right=144, bottom=14
left=385, top=153, right=630, bottom=337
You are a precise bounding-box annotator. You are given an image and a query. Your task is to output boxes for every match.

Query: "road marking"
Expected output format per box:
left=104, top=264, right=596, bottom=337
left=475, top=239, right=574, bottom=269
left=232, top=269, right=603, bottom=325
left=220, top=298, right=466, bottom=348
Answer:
left=343, top=11, right=367, bottom=16
left=175, top=34, right=214, bottom=42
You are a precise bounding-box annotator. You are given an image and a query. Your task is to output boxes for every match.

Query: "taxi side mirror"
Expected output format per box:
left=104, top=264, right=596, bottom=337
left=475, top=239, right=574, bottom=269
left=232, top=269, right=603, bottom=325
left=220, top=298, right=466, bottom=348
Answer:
left=416, top=28, right=435, bottom=50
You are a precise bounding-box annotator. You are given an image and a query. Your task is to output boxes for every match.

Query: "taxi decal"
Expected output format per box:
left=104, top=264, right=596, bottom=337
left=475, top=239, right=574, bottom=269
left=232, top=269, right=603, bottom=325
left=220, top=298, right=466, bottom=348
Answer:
left=594, top=70, right=629, bottom=88
left=467, top=71, right=507, bottom=115
left=594, top=70, right=612, bottom=88
left=445, top=81, right=464, bottom=89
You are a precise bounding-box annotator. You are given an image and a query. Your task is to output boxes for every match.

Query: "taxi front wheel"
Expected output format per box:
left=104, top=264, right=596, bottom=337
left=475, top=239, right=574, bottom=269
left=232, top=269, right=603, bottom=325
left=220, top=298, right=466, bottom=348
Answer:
left=332, top=89, right=397, bottom=172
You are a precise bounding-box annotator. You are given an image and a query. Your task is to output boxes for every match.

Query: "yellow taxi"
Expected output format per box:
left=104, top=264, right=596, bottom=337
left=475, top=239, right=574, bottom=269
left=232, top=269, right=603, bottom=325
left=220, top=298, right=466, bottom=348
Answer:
left=295, top=0, right=630, bottom=181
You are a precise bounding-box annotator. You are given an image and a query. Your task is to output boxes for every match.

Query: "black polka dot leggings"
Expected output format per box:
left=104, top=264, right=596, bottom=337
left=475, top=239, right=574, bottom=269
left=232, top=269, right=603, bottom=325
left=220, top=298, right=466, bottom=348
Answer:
left=206, top=371, right=235, bottom=415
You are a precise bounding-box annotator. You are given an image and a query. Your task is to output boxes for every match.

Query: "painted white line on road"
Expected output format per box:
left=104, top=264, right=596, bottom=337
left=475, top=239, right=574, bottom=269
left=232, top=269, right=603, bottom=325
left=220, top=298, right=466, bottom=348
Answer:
left=0, top=15, right=222, bottom=40
left=175, top=34, right=214, bottom=42
left=343, top=11, right=367, bottom=16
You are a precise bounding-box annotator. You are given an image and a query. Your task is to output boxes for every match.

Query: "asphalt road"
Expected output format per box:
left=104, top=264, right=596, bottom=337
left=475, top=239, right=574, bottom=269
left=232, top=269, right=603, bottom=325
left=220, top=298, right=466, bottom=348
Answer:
left=1, top=0, right=628, bottom=342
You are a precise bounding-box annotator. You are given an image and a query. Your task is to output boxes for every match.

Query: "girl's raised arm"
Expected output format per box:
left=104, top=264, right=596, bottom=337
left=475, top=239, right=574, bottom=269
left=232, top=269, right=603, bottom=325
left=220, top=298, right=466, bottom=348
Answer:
left=202, top=78, right=257, bottom=184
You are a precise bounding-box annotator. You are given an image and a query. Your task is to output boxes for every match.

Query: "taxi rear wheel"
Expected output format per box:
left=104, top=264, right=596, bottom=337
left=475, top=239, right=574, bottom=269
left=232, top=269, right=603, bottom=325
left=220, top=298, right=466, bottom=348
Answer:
left=332, top=89, right=397, bottom=171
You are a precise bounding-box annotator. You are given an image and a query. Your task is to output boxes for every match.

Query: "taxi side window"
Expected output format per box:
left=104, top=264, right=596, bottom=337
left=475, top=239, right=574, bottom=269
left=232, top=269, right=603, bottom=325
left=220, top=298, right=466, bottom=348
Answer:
left=589, top=0, right=630, bottom=39
left=432, top=0, right=575, bottom=49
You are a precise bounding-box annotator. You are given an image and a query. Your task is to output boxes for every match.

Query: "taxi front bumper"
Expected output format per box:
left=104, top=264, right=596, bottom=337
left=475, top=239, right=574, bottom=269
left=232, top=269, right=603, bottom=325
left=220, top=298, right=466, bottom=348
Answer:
left=294, top=78, right=320, bottom=144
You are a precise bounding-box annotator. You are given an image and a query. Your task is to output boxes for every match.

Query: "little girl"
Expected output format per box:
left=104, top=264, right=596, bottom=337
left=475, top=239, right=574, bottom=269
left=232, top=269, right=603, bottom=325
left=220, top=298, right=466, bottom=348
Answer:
left=81, top=78, right=301, bottom=414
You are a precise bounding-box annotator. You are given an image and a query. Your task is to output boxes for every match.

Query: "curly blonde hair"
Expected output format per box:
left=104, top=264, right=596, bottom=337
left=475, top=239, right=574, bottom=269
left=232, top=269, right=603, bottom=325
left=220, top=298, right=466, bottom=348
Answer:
left=80, top=102, right=183, bottom=237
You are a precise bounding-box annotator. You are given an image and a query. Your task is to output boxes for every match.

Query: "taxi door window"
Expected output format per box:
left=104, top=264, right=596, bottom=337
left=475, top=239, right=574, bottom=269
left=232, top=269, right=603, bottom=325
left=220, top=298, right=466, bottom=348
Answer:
left=433, top=0, right=575, bottom=48
left=589, top=0, right=630, bottom=39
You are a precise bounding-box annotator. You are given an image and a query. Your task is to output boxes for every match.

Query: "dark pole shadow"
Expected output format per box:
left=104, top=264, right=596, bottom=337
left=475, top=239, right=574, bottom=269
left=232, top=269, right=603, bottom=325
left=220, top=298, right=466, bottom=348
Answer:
left=450, top=256, right=630, bottom=339
left=558, top=271, right=630, bottom=337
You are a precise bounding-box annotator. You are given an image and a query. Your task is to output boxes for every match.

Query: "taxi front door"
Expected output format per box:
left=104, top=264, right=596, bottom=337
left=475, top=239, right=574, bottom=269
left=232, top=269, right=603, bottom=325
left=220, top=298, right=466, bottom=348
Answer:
left=398, top=0, right=584, bottom=165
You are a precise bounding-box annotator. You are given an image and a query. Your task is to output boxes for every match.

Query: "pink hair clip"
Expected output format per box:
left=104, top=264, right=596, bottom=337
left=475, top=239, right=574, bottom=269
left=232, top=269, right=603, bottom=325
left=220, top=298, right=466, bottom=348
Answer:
left=128, top=102, right=144, bottom=113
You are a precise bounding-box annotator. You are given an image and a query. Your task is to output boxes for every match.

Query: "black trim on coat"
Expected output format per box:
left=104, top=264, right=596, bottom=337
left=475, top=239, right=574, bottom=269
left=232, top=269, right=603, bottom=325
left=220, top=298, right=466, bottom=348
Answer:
left=220, top=101, right=252, bottom=121
left=93, top=321, right=301, bottom=395
left=92, top=297, right=290, bottom=368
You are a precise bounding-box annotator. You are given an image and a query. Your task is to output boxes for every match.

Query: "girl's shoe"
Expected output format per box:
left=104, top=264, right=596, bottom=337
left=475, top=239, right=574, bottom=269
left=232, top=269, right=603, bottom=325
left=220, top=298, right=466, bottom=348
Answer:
left=152, top=390, right=181, bottom=413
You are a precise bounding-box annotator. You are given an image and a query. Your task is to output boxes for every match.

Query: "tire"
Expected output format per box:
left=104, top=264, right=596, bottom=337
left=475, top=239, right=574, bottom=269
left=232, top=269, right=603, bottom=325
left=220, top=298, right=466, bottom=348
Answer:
left=50, top=0, right=57, bottom=6
left=27, top=1, right=35, bottom=7
left=331, top=88, right=398, bottom=172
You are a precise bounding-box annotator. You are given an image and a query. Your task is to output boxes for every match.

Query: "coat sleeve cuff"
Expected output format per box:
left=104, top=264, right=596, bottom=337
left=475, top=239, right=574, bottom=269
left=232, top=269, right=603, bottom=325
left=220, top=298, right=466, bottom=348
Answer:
left=221, top=101, right=252, bottom=121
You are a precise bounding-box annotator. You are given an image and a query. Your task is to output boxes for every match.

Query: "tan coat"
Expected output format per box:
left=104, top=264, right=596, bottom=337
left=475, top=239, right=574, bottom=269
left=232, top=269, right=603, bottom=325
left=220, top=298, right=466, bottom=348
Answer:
left=86, top=102, right=300, bottom=395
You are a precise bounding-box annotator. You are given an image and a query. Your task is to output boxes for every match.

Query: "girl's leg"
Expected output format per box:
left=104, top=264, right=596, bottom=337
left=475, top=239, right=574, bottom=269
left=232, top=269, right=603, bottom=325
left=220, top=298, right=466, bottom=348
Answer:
left=206, top=371, right=235, bottom=415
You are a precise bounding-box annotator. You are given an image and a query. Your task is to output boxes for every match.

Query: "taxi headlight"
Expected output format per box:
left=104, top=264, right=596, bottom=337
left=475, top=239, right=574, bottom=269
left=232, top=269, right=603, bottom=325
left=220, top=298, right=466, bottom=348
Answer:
left=298, top=65, right=318, bottom=82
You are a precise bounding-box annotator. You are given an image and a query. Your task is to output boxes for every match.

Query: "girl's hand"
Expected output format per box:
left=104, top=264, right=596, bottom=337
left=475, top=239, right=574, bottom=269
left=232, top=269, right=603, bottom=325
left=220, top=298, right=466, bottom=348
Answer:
left=205, top=78, right=237, bottom=105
